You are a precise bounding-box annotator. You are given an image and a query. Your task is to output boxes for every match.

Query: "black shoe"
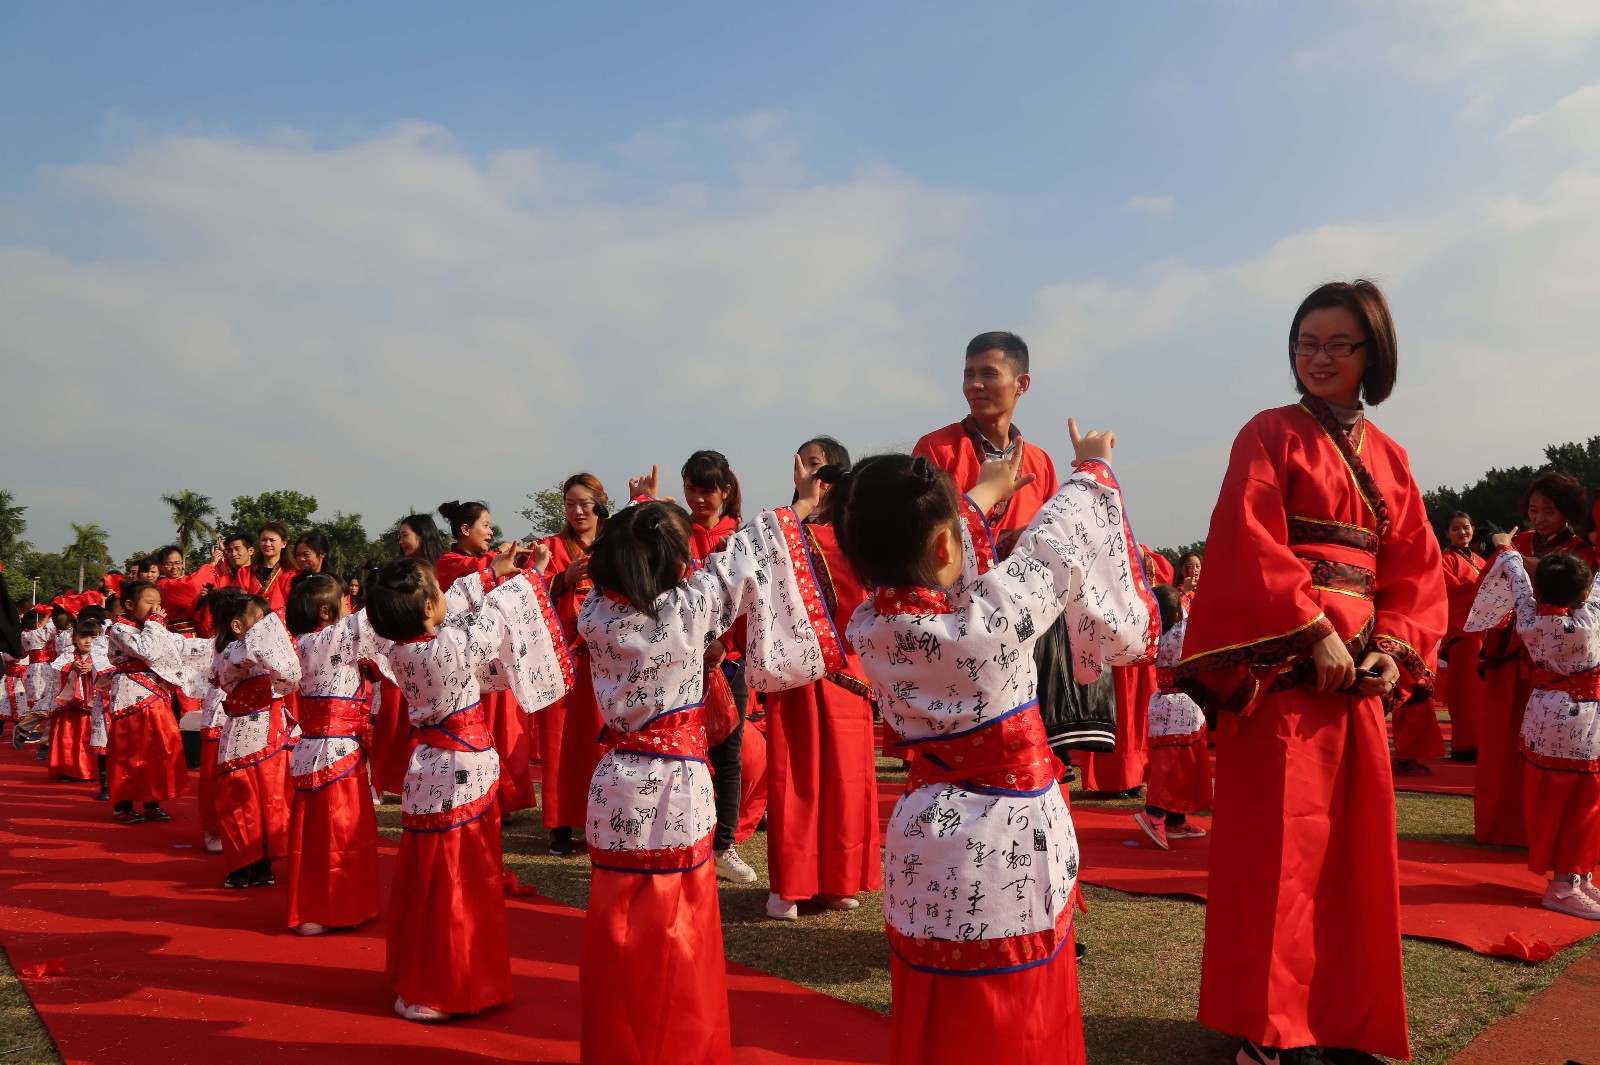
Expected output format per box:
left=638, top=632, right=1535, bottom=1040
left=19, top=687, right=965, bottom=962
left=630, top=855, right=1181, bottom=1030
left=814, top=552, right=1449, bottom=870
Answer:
left=224, top=867, right=252, bottom=889
left=1320, top=1050, right=1383, bottom=1065
left=111, top=808, right=145, bottom=824
left=97, top=788, right=109, bottom=801
left=143, top=805, right=170, bottom=823
left=1237, top=1041, right=1327, bottom=1065
left=1075, top=940, right=1088, bottom=961
left=248, top=859, right=275, bottom=887
left=1449, top=748, right=1478, bottom=764
left=548, top=827, right=575, bottom=856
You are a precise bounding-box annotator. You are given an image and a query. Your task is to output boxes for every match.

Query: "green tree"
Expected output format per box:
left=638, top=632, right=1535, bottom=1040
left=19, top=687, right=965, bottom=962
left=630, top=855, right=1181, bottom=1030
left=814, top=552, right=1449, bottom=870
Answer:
left=226, top=491, right=320, bottom=542
left=520, top=484, right=567, bottom=539
left=0, top=489, right=30, bottom=562
left=160, top=489, right=217, bottom=558
left=62, top=522, right=112, bottom=592
left=1153, top=541, right=1206, bottom=568
left=311, top=511, right=372, bottom=575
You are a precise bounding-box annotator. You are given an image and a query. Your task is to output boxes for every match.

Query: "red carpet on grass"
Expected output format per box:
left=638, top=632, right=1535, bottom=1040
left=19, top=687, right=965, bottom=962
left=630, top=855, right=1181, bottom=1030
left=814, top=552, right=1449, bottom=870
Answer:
left=0, top=748, right=888, bottom=1065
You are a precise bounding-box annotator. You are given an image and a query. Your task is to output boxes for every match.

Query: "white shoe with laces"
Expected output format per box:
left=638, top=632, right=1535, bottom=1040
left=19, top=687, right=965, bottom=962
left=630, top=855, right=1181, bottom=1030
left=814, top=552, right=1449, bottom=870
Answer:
left=1543, top=875, right=1600, bottom=920
left=1578, top=872, right=1600, bottom=905
left=765, top=893, right=798, bottom=921
left=715, top=847, right=757, bottom=884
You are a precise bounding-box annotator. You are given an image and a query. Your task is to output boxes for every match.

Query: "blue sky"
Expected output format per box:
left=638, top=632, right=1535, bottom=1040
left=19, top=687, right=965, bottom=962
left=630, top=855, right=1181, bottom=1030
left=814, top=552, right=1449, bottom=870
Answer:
left=4, top=1, right=1600, bottom=562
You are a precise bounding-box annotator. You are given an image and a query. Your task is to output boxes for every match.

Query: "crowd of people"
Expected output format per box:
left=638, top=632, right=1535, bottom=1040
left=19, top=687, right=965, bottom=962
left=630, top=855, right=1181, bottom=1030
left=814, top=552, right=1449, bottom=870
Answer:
left=2, top=278, right=1599, bottom=1065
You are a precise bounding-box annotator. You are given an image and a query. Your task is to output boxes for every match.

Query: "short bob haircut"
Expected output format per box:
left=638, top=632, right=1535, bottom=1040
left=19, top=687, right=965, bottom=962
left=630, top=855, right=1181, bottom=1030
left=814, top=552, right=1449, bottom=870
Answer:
left=966, top=331, right=1029, bottom=375
left=365, top=557, right=440, bottom=643
left=1289, top=279, right=1397, bottom=406
left=287, top=572, right=345, bottom=636
left=1520, top=470, right=1590, bottom=527
left=1533, top=552, right=1593, bottom=611
left=834, top=453, right=963, bottom=589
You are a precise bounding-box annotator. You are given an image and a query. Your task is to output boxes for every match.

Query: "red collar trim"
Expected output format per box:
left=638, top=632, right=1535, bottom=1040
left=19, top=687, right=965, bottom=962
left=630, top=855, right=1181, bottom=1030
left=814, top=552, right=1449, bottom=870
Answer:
left=393, top=632, right=436, bottom=645
left=872, top=586, right=953, bottom=616
left=1536, top=604, right=1573, bottom=617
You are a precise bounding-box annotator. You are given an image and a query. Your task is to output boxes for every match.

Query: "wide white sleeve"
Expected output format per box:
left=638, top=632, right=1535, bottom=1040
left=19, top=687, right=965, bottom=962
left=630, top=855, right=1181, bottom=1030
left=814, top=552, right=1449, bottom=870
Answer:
left=961, top=459, right=1159, bottom=684
left=349, top=610, right=398, bottom=686
left=459, top=571, right=574, bottom=712
left=240, top=613, right=303, bottom=696
left=686, top=507, right=847, bottom=693
left=1465, top=551, right=1525, bottom=633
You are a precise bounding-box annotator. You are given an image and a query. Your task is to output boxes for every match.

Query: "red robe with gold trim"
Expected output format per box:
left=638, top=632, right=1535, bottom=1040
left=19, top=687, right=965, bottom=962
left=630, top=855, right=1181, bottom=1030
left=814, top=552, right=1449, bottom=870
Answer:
left=1178, top=402, right=1445, bottom=1060
left=1439, top=546, right=1487, bottom=754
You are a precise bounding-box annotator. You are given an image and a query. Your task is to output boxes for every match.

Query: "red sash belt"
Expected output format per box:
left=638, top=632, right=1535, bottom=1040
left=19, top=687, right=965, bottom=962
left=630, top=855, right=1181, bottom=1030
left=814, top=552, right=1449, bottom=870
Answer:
left=295, top=691, right=370, bottom=740
left=4, top=660, right=24, bottom=678
left=906, top=702, right=1062, bottom=794
left=1533, top=669, right=1600, bottom=701
left=27, top=648, right=52, bottom=664
left=601, top=706, right=709, bottom=762
left=225, top=674, right=282, bottom=719
left=418, top=702, right=493, bottom=752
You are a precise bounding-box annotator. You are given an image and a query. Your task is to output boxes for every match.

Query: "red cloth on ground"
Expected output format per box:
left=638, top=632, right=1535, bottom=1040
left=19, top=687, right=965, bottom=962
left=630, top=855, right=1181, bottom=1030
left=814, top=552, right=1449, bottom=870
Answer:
left=1392, top=702, right=1446, bottom=761
left=47, top=707, right=95, bottom=780
left=286, top=768, right=380, bottom=929
left=215, top=748, right=291, bottom=870
left=1079, top=664, right=1153, bottom=792
left=736, top=715, right=767, bottom=844
left=1523, top=763, right=1600, bottom=876
left=1145, top=736, right=1212, bottom=815
left=1199, top=697, right=1408, bottom=1059
left=368, top=679, right=414, bottom=798
left=580, top=861, right=731, bottom=1065
left=387, top=804, right=510, bottom=1015
left=107, top=705, right=190, bottom=805
left=197, top=736, right=220, bottom=835
left=765, top=678, right=882, bottom=901
left=888, top=927, right=1083, bottom=1065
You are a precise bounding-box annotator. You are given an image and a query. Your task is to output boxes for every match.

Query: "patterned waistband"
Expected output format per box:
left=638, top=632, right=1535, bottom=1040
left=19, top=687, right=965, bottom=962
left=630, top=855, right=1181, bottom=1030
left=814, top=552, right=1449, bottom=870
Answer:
left=417, top=702, right=492, bottom=752
left=1533, top=669, right=1600, bottom=701
left=27, top=649, right=52, bottom=664
left=225, top=674, right=282, bottom=718
left=295, top=693, right=370, bottom=738
left=905, top=701, right=1061, bottom=795
left=1298, top=556, right=1376, bottom=600
left=602, top=705, right=709, bottom=762
left=1287, top=515, right=1379, bottom=555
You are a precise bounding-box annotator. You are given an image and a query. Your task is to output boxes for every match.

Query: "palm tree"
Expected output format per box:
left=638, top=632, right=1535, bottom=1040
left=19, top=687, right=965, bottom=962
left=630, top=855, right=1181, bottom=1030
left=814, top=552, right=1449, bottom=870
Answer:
left=62, top=522, right=112, bottom=592
left=160, top=490, right=217, bottom=557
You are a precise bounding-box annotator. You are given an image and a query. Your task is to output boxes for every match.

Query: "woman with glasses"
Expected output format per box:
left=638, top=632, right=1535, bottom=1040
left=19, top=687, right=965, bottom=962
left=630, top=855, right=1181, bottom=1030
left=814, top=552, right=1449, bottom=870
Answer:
left=1176, top=280, right=1445, bottom=1065
left=538, top=474, right=609, bottom=855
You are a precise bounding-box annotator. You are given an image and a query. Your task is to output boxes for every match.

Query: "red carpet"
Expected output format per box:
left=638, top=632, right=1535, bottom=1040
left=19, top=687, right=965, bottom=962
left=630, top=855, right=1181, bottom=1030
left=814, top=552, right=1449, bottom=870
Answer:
left=0, top=747, right=888, bottom=1065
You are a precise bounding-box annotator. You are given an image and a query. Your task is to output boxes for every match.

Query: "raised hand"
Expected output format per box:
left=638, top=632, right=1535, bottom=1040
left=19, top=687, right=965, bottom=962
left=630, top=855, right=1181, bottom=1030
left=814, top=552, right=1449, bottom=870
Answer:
left=628, top=465, right=662, bottom=500
left=528, top=541, right=553, bottom=573
left=1069, top=417, right=1115, bottom=466
left=491, top=541, right=522, bottom=578
left=1491, top=526, right=1518, bottom=550
left=793, top=453, right=823, bottom=514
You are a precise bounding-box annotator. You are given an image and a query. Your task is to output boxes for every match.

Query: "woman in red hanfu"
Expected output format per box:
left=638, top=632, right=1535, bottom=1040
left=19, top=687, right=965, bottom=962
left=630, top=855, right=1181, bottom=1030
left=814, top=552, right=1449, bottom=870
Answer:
left=1177, top=280, right=1446, bottom=1065
left=369, top=514, right=446, bottom=799
left=1474, top=472, right=1596, bottom=847
left=764, top=437, right=883, bottom=920
left=436, top=500, right=537, bottom=816
left=1437, top=511, right=1488, bottom=762
left=537, top=473, right=609, bottom=855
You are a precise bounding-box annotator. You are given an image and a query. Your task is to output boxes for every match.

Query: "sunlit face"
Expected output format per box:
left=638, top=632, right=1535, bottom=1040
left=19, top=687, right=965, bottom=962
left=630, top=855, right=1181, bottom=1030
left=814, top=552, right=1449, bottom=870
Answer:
left=683, top=482, right=728, bottom=526
left=458, top=511, right=495, bottom=554
left=798, top=444, right=829, bottom=475
left=1526, top=491, right=1567, bottom=538
left=1181, top=555, right=1202, bottom=581
left=126, top=588, right=163, bottom=624
left=398, top=525, right=422, bottom=558
left=73, top=634, right=94, bottom=655
left=564, top=487, right=602, bottom=538
left=224, top=539, right=254, bottom=570
left=158, top=551, right=184, bottom=579
left=257, top=530, right=286, bottom=567
left=1293, top=306, right=1369, bottom=407
left=962, top=349, right=1029, bottom=423
left=293, top=543, right=325, bottom=572
left=137, top=564, right=160, bottom=582
left=1447, top=515, right=1474, bottom=549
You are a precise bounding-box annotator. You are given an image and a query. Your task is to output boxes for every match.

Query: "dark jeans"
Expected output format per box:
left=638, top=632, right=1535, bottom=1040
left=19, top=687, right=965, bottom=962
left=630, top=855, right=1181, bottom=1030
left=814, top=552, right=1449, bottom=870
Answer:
left=709, top=662, right=749, bottom=854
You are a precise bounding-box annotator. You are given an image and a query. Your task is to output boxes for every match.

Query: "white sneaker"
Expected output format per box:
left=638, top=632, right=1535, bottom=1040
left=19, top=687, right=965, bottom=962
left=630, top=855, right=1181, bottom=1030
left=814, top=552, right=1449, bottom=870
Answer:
left=395, top=996, right=448, bottom=1022
left=765, top=893, right=798, bottom=920
left=1542, top=875, right=1600, bottom=920
left=293, top=922, right=329, bottom=936
left=1577, top=872, right=1600, bottom=905
left=816, top=894, right=860, bottom=911
left=203, top=833, right=223, bottom=854
left=715, top=847, right=757, bottom=884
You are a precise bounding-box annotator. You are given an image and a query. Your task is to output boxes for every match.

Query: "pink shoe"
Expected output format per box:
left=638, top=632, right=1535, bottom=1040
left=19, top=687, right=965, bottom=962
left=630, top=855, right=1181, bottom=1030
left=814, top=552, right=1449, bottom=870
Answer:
left=1543, top=876, right=1600, bottom=920
left=1132, top=812, right=1168, bottom=850
left=1166, top=822, right=1208, bottom=841
left=1578, top=873, right=1600, bottom=905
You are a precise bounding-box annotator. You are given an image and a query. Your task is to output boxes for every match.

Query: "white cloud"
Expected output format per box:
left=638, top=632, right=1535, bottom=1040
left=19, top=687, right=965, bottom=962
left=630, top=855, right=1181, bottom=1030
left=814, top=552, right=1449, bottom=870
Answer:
left=1122, top=194, right=1176, bottom=217
left=1502, top=80, right=1600, bottom=148
left=1370, top=0, right=1600, bottom=77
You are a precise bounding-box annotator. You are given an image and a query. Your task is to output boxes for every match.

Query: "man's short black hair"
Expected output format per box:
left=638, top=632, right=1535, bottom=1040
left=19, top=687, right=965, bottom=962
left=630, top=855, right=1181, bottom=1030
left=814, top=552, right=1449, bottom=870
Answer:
left=965, top=331, right=1029, bottom=374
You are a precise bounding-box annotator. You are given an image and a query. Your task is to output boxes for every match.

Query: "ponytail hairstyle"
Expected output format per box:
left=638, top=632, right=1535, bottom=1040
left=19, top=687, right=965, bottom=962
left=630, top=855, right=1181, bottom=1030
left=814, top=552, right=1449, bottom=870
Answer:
left=399, top=513, right=447, bottom=564
left=587, top=501, right=694, bottom=619
left=287, top=573, right=345, bottom=637
left=437, top=500, right=490, bottom=549
left=366, top=558, right=441, bottom=643
left=559, top=472, right=609, bottom=554
left=680, top=451, right=742, bottom=525
left=834, top=454, right=962, bottom=588
left=208, top=588, right=270, bottom=652
left=293, top=530, right=333, bottom=574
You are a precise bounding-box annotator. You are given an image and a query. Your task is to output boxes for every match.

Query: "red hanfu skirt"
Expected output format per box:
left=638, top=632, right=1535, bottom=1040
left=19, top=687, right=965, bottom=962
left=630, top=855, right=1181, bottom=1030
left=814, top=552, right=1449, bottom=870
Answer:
left=198, top=734, right=221, bottom=834
left=580, top=861, right=730, bottom=1065
left=107, top=707, right=191, bottom=805
left=1079, top=664, right=1153, bottom=792
left=486, top=690, right=535, bottom=815
left=537, top=658, right=604, bottom=829
left=889, top=927, right=1084, bottom=1065
left=369, top=680, right=415, bottom=799
left=1145, top=736, right=1212, bottom=815
left=1199, top=690, right=1409, bottom=1060
left=736, top=715, right=768, bottom=843
left=1523, top=762, right=1600, bottom=876
left=766, top=680, right=882, bottom=900
left=1475, top=657, right=1532, bottom=847
left=215, top=747, right=291, bottom=870
left=287, top=768, right=380, bottom=929
left=387, top=806, right=510, bottom=1015
left=48, top=707, right=96, bottom=780
left=1442, top=637, right=1484, bottom=753
left=1391, top=701, right=1445, bottom=761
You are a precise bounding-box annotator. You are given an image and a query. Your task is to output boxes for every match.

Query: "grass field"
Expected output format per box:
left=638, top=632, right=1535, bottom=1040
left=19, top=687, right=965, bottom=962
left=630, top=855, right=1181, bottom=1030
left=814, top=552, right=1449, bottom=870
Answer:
left=2, top=754, right=1594, bottom=1065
